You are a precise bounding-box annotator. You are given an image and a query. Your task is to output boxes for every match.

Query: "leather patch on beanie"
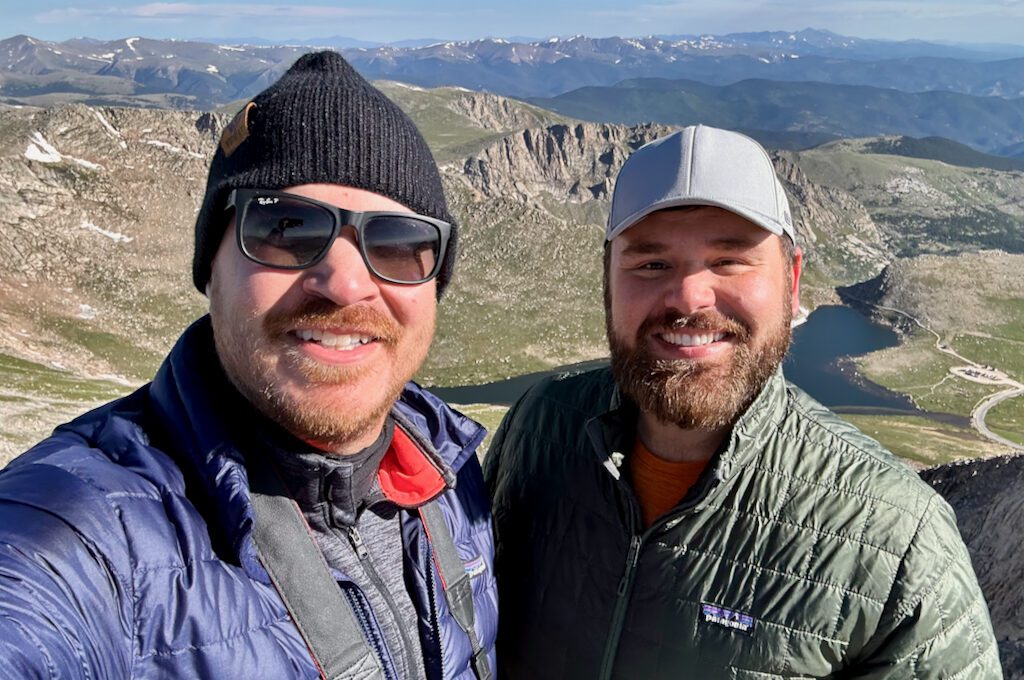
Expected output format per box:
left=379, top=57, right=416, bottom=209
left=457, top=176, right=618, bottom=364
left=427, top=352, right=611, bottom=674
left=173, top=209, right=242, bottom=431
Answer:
left=220, top=102, right=255, bottom=157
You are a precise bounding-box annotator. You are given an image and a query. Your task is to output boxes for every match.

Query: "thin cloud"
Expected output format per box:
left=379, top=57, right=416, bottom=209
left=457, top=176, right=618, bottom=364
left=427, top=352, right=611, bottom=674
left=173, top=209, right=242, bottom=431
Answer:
left=792, top=0, right=1024, bottom=20
left=588, top=0, right=1024, bottom=22
left=588, top=2, right=752, bottom=20
left=36, top=3, right=409, bottom=24
left=581, top=0, right=1024, bottom=41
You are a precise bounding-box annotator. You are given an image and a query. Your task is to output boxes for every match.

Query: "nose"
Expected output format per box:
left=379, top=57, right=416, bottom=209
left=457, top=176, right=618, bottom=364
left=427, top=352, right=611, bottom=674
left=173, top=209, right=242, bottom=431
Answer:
left=664, top=267, right=716, bottom=315
left=300, top=228, right=380, bottom=305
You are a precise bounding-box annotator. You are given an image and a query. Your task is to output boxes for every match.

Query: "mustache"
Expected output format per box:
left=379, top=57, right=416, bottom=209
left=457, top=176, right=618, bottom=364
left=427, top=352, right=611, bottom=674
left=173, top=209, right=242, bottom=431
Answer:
left=637, top=309, right=751, bottom=342
left=263, top=298, right=400, bottom=344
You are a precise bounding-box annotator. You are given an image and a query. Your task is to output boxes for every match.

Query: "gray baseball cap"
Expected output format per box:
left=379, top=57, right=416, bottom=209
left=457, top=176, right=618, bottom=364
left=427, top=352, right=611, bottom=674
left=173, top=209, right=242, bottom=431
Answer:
left=607, top=125, right=796, bottom=243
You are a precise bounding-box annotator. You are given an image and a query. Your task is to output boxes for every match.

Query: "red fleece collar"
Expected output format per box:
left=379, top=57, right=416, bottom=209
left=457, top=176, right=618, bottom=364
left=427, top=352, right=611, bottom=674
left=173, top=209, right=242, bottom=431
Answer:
left=377, top=425, right=448, bottom=507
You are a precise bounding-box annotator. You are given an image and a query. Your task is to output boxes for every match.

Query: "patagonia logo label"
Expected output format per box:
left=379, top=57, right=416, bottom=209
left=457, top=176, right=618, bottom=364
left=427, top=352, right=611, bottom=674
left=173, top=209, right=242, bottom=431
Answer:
left=220, top=102, right=255, bottom=157
left=464, top=555, right=487, bottom=578
left=701, top=602, right=756, bottom=635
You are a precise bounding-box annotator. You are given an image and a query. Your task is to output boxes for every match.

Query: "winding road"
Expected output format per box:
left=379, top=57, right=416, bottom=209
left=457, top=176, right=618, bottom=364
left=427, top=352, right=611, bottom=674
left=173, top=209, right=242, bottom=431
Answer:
left=973, top=386, right=1024, bottom=451
left=859, top=300, right=1024, bottom=453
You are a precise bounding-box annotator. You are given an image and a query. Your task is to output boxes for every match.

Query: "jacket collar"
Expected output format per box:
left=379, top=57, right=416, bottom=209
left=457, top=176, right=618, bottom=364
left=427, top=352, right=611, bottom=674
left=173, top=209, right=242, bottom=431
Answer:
left=147, top=316, right=486, bottom=579
left=726, top=366, right=790, bottom=472
left=263, top=417, right=393, bottom=529
left=587, top=366, right=790, bottom=504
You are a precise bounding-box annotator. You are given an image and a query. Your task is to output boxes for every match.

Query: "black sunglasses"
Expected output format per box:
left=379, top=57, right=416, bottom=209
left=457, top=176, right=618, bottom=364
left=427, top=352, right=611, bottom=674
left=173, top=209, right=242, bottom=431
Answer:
left=226, top=189, right=451, bottom=285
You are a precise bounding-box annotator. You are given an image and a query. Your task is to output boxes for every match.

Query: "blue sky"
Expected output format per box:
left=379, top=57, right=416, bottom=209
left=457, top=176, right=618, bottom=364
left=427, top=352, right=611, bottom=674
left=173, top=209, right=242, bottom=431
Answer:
left=5, top=0, right=1024, bottom=45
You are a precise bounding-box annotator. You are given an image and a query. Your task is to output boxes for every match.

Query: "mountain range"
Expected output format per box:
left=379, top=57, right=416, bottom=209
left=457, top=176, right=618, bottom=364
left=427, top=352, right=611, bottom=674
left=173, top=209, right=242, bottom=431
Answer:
left=189, top=29, right=1024, bottom=60
left=3, top=30, right=1024, bottom=104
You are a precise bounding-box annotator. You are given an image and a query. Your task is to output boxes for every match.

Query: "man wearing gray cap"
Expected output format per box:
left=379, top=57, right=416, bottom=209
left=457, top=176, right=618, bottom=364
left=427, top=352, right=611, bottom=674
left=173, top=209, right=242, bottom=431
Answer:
left=484, top=125, right=999, bottom=679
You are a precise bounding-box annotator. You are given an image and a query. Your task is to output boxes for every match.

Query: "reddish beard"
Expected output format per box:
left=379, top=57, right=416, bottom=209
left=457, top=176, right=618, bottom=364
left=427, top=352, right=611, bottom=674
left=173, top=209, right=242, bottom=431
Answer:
left=607, top=307, right=792, bottom=431
left=215, top=298, right=407, bottom=451
left=263, top=298, right=401, bottom=382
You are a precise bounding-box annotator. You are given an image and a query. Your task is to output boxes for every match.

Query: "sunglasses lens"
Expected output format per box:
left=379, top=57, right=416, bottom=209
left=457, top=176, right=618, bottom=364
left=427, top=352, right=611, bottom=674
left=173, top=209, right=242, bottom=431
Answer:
left=240, top=194, right=335, bottom=267
left=363, top=216, right=442, bottom=283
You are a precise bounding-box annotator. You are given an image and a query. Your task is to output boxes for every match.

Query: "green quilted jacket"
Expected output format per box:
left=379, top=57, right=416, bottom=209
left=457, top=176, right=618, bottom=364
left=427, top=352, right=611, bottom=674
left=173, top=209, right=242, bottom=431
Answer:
left=484, top=367, right=1001, bottom=679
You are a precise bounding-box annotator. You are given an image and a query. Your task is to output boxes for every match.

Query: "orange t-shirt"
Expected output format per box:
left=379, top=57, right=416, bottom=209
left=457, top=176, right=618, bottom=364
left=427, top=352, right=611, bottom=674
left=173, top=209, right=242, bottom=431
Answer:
left=630, top=439, right=709, bottom=528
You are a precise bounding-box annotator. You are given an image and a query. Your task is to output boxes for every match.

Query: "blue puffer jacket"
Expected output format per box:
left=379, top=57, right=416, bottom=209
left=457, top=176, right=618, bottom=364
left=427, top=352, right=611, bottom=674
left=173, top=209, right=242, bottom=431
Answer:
left=0, top=317, right=497, bottom=679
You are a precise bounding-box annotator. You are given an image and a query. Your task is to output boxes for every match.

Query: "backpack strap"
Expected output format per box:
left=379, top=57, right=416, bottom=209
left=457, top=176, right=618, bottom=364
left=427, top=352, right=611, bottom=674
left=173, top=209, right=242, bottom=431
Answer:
left=419, top=501, right=493, bottom=680
left=247, top=457, right=386, bottom=680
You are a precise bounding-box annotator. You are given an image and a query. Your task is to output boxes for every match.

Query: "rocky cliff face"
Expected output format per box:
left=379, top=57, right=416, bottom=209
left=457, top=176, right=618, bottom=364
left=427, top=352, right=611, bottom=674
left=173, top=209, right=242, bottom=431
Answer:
left=444, top=90, right=562, bottom=134
left=456, top=121, right=671, bottom=201
left=924, top=454, right=1024, bottom=678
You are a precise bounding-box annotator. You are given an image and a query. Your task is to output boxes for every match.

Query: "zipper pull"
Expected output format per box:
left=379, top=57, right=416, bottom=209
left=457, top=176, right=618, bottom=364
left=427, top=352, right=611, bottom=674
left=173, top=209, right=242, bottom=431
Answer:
left=347, top=526, right=369, bottom=560
left=628, top=535, right=641, bottom=568
left=616, top=536, right=641, bottom=595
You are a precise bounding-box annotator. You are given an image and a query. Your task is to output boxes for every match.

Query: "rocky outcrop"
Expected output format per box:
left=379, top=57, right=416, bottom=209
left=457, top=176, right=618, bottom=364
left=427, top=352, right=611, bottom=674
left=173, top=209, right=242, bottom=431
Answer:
left=445, top=91, right=560, bottom=133
left=456, top=121, right=672, bottom=202
left=923, top=454, right=1024, bottom=678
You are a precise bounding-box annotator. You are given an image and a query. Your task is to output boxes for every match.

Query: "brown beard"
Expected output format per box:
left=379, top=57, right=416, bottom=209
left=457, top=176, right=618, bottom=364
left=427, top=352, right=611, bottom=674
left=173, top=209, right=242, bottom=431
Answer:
left=607, top=305, right=792, bottom=431
left=214, top=297, right=408, bottom=450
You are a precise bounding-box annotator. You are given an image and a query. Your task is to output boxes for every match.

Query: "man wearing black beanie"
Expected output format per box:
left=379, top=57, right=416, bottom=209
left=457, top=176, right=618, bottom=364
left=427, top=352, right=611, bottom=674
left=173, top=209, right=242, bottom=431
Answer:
left=0, top=51, right=496, bottom=680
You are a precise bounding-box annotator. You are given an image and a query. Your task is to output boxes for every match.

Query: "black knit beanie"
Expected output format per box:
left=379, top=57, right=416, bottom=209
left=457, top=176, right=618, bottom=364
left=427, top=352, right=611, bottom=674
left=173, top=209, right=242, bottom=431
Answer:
left=192, top=50, right=456, bottom=296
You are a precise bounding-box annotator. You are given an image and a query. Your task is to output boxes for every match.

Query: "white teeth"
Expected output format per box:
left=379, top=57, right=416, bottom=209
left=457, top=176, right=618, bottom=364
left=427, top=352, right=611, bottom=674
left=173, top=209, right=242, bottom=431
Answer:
left=294, top=329, right=374, bottom=350
left=662, top=331, right=726, bottom=347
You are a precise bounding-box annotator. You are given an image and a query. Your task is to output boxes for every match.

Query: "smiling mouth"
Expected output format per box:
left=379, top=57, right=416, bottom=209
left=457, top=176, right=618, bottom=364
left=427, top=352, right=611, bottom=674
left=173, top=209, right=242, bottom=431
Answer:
left=659, top=331, right=729, bottom=347
left=292, top=329, right=378, bottom=351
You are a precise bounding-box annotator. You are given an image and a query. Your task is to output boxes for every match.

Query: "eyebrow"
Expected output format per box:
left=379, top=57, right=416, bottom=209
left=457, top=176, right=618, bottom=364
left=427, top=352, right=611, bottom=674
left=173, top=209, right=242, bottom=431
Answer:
left=706, top=236, right=765, bottom=251
left=619, top=235, right=765, bottom=257
left=619, top=241, right=668, bottom=257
